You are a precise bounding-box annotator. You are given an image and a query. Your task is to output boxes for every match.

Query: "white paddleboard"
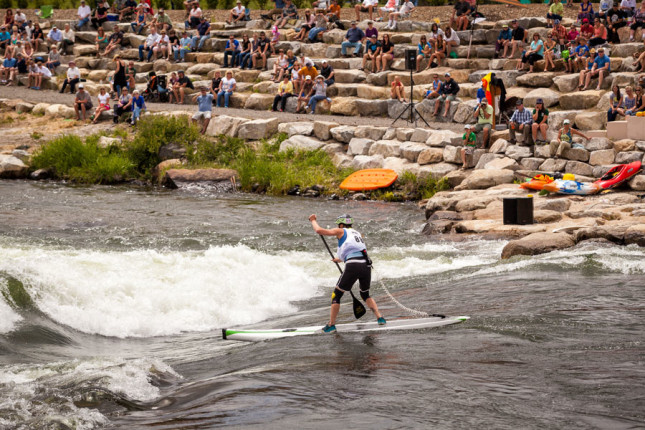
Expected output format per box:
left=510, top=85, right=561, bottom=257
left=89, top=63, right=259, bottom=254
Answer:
left=222, top=315, right=470, bottom=342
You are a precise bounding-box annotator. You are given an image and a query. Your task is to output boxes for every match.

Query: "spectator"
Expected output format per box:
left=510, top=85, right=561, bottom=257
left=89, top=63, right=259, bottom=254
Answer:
left=360, top=34, right=381, bottom=73
left=319, top=59, right=335, bottom=85
left=543, top=35, right=559, bottom=71
left=210, top=70, right=222, bottom=96
left=428, top=34, right=447, bottom=69
left=168, top=29, right=179, bottom=61
left=571, top=37, right=590, bottom=72
left=597, top=0, right=612, bottom=21
left=95, top=27, right=109, bottom=56
left=580, top=18, right=594, bottom=39
left=182, top=0, right=199, bottom=16
left=0, top=26, right=10, bottom=51
left=0, top=52, right=16, bottom=85
left=46, top=25, right=62, bottom=48
left=76, top=0, right=92, bottom=30
left=277, top=0, right=298, bottom=28
left=173, top=70, right=193, bottom=104
left=376, top=33, right=394, bottom=73
left=326, top=0, right=342, bottom=29
left=291, top=62, right=302, bottom=93
left=251, top=32, right=270, bottom=70
left=365, top=21, right=378, bottom=39
left=91, top=87, right=111, bottom=124
left=13, top=9, right=25, bottom=29
left=158, top=30, right=171, bottom=60
left=386, top=0, right=414, bottom=30
left=433, top=72, right=459, bottom=117
left=355, top=0, right=378, bottom=22
left=415, top=35, right=432, bottom=72
left=630, top=2, right=645, bottom=41
left=298, top=60, right=318, bottom=87
left=272, top=49, right=288, bottom=82
left=428, top=22, right=444, bottom=45
left=92, top=0, right=110, bottom=29
left=178, top=31, right=192, bottom=62
left=606, top=3, right=627, bottom=44
left=473, top=99, right=493, bottom=147
left=112, top=54, right=127, bottom=96
left=589, top=18, right=607, bottom=47
left=119, top=0, right=137, bottom=21
left=425, top=73, right=443, bottom=99
left=237, top=34, right=252, bottom=68
left=452, top=0, right=470, bottom=31
left=185, top=3, right=202, bottom=29
left=341, top=21, right=365, bottom=57
left=227, top=0, right=246, bottom=25
left=3, top=9, right=13, bottom=28
left=217, top=70, right=236, bottom=108
left=443, top=25, right=460, bottom=57
left=531, top=98, right=549, bottom=144
left=15, top=53, right=27, bottom=76
left=192, top=17, right=211, bottom=52
left=60, top=60, right=81, bottom=93
left=567, top=23, right=580, bottom=44
left=139, top=28, right=161, bottom=62
left=495, top=24, right=513, bottom=58
left=59, top=23, right=75, bottom=55
left=551, top=19, right=567, bottom=45
left=579, top=0, right=594, bottom=22
left=130, top=89, right=146, bottom=125
left=125, top=60, right=136, bottom=91
left=390, top=74, right=406, bottom=102
left=547, top=0, right=563, bottom=28
left=308, top=10, right=328, bottom=42
left=508, top=19, right=527, bottom=59
left=223, top=34, right=240, bottom=68
left=621, top=0, right=636, bottom=17
left=519, top=33, right=544, bottom=73
left=30, top=22, right=43, bottom=52
left=295, top=9, right=315, bottom=41
left=272, top=75, right=293, bottom=112
left=635, top=86, right=645, bottom=111
left=270, top=25, right=280, bottom=54
left=28, top=60, right=50, bottom=90
left=461, top=124, right=477, bottom=169
left=312, top=0, right=328, bottom=12
left=153, top=8, right=172, bottom=32
left=21, top=41, right=34, bottom=61
left=102, top=27, right=124, bottom=57
left=306, top=75, right=330, bottom=114
left=580, top=47, right=610, bottom=90
left=508, top=99, right=533, bottom=145
left=607, top=84, right=623, bottom=121
left=262, top=0, right=286, bottom=21
left=191, top=86, right=213, bottom=134
left=74, top=84, right=93, bottom=121
left=131, top=5, right=146, bottom=34
left=551, top=119, right=590, bottom=158
left=619, top=85, right=639, bottom=117
left=296, top=75, right=314, bottom=113
left=113, top=87, right=132, bottom=123
left=45, top=45, right=60, bottom=71
left=167, top=72, right=179, bottom=102
left=379, top=0, right=399, bottom=22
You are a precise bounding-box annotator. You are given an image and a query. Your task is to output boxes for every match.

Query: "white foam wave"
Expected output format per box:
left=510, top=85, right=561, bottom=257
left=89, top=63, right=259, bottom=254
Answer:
left=0, top=279, right=22, bottom=334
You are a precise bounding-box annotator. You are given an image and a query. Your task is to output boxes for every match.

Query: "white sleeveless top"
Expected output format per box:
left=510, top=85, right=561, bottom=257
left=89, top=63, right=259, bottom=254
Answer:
left=337, top=228, right=367, bottom=262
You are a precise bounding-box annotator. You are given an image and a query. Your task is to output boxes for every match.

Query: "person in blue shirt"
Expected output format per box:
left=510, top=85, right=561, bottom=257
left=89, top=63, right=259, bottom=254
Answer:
left=580, top=47, right=610, bottom=90
left=0, top=54, right=17, bottom=84
left=223, top=34, right=240, bottom=67
left=415, top=35, right=432, bottom=73
left=571, top=37, right=590, bottom=73
left=495, top=24, right=513, bottom=59
left=0, top=26, right=10, bottom=51
left=130, top=89, right=146, bottom=126
left=191, top=86, right=214, bottom=134
left=340, top=21, right=365, bottom=57
left=191, top=17, right=211, bottom=51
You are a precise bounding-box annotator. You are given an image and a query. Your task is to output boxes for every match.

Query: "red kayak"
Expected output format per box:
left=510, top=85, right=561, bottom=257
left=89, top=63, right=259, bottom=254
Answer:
left=594, top=161, right=642, bottom=190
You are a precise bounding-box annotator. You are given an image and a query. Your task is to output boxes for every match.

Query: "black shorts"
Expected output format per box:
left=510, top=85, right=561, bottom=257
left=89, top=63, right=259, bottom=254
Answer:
left=337, top=260, right=371, bottom=293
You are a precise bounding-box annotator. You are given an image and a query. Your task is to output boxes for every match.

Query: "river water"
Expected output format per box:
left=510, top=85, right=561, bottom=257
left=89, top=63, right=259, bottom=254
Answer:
left=0, top=180, right=643, bottom=429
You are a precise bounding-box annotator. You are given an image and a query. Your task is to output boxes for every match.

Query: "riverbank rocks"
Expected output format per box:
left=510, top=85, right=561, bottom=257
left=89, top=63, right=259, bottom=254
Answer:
left=237, top=118, right=279, bottom=140
left=0, top=154, right=28, bottom=179
left=279, top=135, right=326, bottom=152
left=501, top=232, right=576, bottom=259
left=456, top=169, right=515, bottom=190
left=162, top=168, right=239, bottom=189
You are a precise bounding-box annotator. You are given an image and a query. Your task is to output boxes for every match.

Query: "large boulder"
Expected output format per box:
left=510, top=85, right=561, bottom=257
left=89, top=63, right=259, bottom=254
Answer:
left=565, top=160, right=594, bottom=176
left=615, top=151, right=643, bottom=164
left=417, top=147, right=444, bottom=165
left=236, top=118, right=279, bottom=140
left=559, top=90, right=603, bottom=110
left=368, top=140, right=402, bottom=158
left=613, top=139, right=636, bottom=152
left=162, top=168, right=238, bottom=189
left=351, top=155, right=384, bottom=169
left=523, top=88, right=560, bottom=108
left=485, top=157, right=520, bottom=170
left=354, top=125, right=388, bottom=141
left=455, top=169, right=515, bottom=190
left=279, top=135, right=326, bottom=152
left=610, top=42, right=642, bottom=58
left=540, top=158, right=568, bottom=171
left=553, top=74, right=580, bottom=93
left=427, top=130, right=461, bottom=147
left=453, top=100, right=479, bottom=124
left=244, top=93, right=274, bottom=111
left=624, top=224, right=645, bottom=246
left=400, top=144, right=427, bottom=163
left=414, top=162, right=458, bottom=179
left=501, top=232, right=575, bottom=259
left=587, top=137, right=613, bottom=151
left=589, top=149, right=616, bottom=166
left=205, top=115, right=248, bottom=137
left=505, top=145, right=533, bottom=160
left=313, top=121, right=338, bottom=141
left=347, top=138, right=374, bottom=156
left=629, top=174, right=645, bottom=190
left=0, top=155, right=28, bottom=179
left=442, top=146, right=461, bottom=164
left=383, top=156, right=414, bottom=174
left=575, top=111, right=607, bottom=131
left=333, top=69, right=367, bottom=84
left=516, top=72, right=556, bottom=88
left=330, top=97, right=359, bottom=116
left=330, top=125, right=355, bottom=143
left=562, top=147, right=590, bottom=162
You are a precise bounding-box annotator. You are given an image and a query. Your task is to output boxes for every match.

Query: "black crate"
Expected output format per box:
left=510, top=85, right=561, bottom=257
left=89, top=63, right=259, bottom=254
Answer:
left=503, top=197, right=534, bottom=225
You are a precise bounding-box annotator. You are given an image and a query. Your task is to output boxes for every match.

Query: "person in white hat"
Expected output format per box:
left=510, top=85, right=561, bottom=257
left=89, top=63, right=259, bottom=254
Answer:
left=551, top=119, right=590, bottom=158
left=228, top=0, right=246, bottom=24
left=60, top=61, right=81, bottom=93
left=296, top=75, right=314, bottom=113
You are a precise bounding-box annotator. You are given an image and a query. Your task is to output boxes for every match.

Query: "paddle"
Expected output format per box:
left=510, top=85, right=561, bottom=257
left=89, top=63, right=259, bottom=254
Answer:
left=319, top=235, right=366, bottom=320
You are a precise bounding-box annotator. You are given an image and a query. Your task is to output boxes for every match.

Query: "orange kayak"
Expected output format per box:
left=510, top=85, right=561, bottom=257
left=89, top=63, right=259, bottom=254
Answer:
left=519, top=174, right=554, bottom=191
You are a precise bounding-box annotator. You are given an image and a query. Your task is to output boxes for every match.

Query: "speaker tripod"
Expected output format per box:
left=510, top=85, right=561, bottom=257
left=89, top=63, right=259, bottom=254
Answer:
left=392, top=68, right=430, bottom=128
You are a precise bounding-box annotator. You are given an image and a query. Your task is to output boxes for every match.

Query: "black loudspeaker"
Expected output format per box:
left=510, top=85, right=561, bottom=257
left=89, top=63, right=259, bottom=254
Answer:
left=405, top=49, right=416, bottom=70
left=503, top=197, right=534, bottom=225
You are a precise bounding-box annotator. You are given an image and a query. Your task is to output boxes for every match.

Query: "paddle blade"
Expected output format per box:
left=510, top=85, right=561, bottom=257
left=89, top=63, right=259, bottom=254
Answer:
left=351, top=292, right=366, bottom=319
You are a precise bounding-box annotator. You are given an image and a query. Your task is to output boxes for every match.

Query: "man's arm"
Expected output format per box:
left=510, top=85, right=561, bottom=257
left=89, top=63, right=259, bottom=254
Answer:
left=309, top=214, right=344, bottom=238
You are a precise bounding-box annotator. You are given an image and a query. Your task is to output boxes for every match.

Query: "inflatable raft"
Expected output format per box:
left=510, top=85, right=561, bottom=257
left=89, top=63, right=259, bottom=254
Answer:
left=594, top=161, right=642, bottom=190
left=520, top=174, right=555, bottom=191
left=542, top=179, right=601, bottom=195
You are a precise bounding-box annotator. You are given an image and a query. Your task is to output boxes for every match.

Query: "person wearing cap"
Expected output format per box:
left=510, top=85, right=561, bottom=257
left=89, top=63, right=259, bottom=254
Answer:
left=546, top=0, right=563, bottom=28
left=508, top=19, right=527, bottom=59
left=606, top=3, right=627, bottom=44
left=567, top=22, right=580, bottom=45
left=355, top=0, right=378, bottom=22
left=551, top=119, right=590, bottom=159
left=629, top=1, right=645, bottom=42
left=580, top=17, right=594, bottom=39
left=306, top=75, right=330, bottom=114
left=495, top=24, right=513, bottom=59
left=365, top=20, right=378, bottom=39
left=74, top=84, right=93, bottom=121
left=550, top=19, right=567, bottom=45
left=191, top=86, right=214, bottom=134
left=60, top=61, right=81, bottom=94
left=59, top=23, right=75, bottom=55
left=13, top=9, right=26, bottom=29
left=185, top=2, right=202, bottom=30
left=0, top=25, right=10, bottom=51
left=191, top=17, right=211, bottom=52
left=296, top=74, right=314, bottom=113
left=580, top=47, right=610, bottom=90
left=596, top=0, right=612, bottom=21
left=531, top=98, right=549, bottom=144
left=433, top=72, right=460, bottom=118
left=360, top=34, right=381, bottom=73
left=508, top=99, right=533, bottom=146
left=461, top=124, right=477, bottom=169
left=578, top=0, right=594, bottom=23
left=320, top=59, right=335, bottom=86
left=386, top=0, right=414, bottom=31
left=46, top=25, right=62, bottom=47
left=76, top=0, right=92, bottom=30
left=45, top=45, right=60, bottom=71
left=341, top=21, right=365, bottom=58
left=473, top=98, right=493, bottom=148
left=153, top=8, right=173, bottom=32
left=227, top=1, right=246, bottom=24
left=297, top=59, right=318, bottom=87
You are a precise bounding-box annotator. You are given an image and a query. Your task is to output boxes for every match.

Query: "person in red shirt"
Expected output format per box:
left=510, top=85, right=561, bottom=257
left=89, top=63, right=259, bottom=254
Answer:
left=580, top=18, right=594, bottom=39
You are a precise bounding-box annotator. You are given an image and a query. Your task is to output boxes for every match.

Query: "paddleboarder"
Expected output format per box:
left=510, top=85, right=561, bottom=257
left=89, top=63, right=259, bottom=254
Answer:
left=309, top=213, right=386, bottom=333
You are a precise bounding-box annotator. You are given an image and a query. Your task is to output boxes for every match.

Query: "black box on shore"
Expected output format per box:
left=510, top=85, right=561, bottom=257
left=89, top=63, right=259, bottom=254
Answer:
left=503, top=197, right=534, bottom=225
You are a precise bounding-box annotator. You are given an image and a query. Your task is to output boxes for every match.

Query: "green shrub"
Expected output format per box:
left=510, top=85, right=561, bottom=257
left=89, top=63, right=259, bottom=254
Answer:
left=220, top=0, right=235, bottom=9
left=205, top=0, right=219, bottom=9
left=255, top=0, right=269, bottom=11
left=17, top=0, right=28, bottom=8
left=397, top=170, right=450, bottom=200
left=0, top=0, right=11, bottom=9
left=186, top=135, right=246, bottom=166
left=170, top=0, right=185, bottom=10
